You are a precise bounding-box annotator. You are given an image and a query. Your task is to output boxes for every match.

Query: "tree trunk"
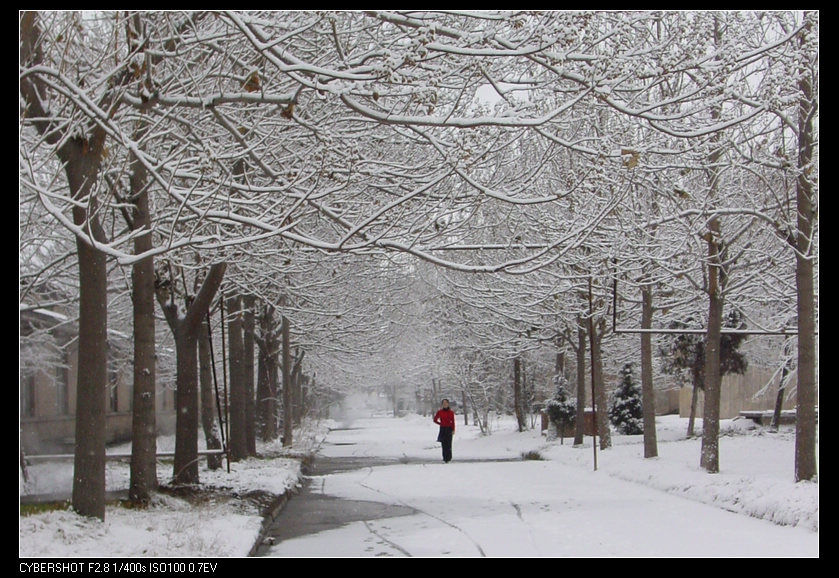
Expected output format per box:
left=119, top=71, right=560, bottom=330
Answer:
left=555, top=348, right=566, bottom=378
left=281, top=314, right=293, bottom=447
left=269, top=347, right=280, bottom=433
left=128, top=140, right=158, bottom=504
left=243, top=295, right=257, bottom=455
left=769, top=360, right=788, bottom=434
left=257, top=303, right=278, bottom=441
left=641, top=285, right=658, bottom=458
left=700, top=221, right=724, bottom=473
left=199, top=318, right=223, bottom=470
left=700, top=14, right=725, bottom=475
left=256, top=342, right=273, bottom=440
left=688, top=369, right=700, bottom=438
left=173, top=327, right=200, bottom=485
left=769, top=339, right=792, bottom=433
left=72, top=234, right=108, bottom=519
left=794, top=12, right=818, bottom=483
left=574, top=324, right=586, bottom=446
left=227, top=295, right=248, bottom=460
left=157, top=263, right=226, bottom=485
left=591, top=320, right=611, bottom=450
left=65, top=140, right=110, bottom=520
left=292, top=350, right=305, bottom=424
left=513, top=356, right=525, bottom=432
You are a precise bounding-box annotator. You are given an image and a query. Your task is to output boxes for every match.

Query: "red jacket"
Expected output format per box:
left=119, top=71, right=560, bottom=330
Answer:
left=433, top=408, right=455, bottom=432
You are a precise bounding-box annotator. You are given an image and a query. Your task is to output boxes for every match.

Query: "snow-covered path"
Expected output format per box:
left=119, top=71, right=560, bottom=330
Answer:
left=264, top=413, right=818, bottom=557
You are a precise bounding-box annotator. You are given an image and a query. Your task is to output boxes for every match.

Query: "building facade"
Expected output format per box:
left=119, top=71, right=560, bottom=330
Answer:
left=20, top=307, right=176, bottom=455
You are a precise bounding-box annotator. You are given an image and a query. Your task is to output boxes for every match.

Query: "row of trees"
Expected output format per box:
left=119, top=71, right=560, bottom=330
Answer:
left=20, top=11, right=817, bottom=520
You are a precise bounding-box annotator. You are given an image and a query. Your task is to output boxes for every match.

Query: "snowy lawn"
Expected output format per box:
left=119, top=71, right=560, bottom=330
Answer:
left=20, top=411, right=817, bottom=557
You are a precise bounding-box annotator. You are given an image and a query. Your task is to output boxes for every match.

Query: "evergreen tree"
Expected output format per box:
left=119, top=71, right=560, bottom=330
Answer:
left=660, top=310, right=749, bottom=386
left=545, top=374, right=576, bottom=439
left=659, top=310, right=749, bottom=435
left=609, top=363, right=644, bottom=435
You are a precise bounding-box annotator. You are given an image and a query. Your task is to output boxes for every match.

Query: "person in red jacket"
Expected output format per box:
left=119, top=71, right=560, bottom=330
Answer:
left=433, top=399, right=456, bottom=463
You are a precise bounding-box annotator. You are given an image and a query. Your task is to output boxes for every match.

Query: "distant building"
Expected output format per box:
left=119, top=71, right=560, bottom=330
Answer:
left=679, top=366, right=803, bottom=420
left=20, top=305, right=175, bottom=455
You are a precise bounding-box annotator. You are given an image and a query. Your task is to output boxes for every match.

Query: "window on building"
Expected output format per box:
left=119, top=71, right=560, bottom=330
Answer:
left=22, top=374, right=36, bottom=417
left=55, top=359, right=69, bottom=415
left=109, top=368, right=119, bottom=412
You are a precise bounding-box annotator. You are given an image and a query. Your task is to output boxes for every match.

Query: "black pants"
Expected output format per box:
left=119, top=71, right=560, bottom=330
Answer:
left=438, top=427, right=453, bottom=462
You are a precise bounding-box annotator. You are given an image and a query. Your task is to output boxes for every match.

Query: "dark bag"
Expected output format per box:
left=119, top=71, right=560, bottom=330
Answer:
left=437, top=426, right=451, bottom=443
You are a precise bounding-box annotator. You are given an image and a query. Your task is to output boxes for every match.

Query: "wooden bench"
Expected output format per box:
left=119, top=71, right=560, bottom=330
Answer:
left=738, top=410, right=797, bottom=426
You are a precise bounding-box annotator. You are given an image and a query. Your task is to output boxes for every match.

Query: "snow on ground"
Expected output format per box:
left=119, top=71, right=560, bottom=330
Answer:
left=20, top=407, right=818, bottom=558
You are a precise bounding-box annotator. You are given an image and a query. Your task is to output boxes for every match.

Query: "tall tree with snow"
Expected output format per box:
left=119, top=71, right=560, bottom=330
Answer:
left=21, top=12, right=128, bottom=519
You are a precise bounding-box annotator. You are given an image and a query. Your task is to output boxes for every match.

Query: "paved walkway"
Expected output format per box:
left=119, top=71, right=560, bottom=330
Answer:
left=252, top=452, right=418, bottom=556
left=252, top=438, right=520, bottom=556
left=252, top=418, right=819, bottom=558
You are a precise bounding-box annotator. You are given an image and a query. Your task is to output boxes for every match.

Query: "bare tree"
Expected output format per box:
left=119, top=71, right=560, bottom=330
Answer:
left=792, top=12, right=818, bottom=482
left=226, top=293, right=248, bottom=460
left=21, top=12, right=127, bottom=519
left=256, top=303, right=280, bottom=441
left=198, top=316, right=224, bottom=470
left=155, top=262, right=227, bottom=484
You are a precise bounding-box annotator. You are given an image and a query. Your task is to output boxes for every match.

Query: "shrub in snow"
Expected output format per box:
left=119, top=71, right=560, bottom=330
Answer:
left=609, top=363, right=643, bottom=435
left=521, top=450, right=544, bottom=461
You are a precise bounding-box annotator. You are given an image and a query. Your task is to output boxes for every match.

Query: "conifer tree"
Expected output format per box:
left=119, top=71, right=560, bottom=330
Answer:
left=659, top=311, right=748, bottom=436
left=609, top=363, right=644, bottom=435
left=545, top=375, right=577, bottom=440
